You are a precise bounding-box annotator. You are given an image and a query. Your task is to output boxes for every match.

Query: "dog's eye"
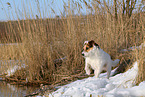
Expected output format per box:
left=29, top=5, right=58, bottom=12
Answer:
left=86, top=47, right=89, bottom=50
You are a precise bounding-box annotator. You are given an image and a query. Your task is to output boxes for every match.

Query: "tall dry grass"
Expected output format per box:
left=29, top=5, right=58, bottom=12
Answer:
left=0, top=0, right=144, bottom=85
left=135, top=41, right=145, bottom=85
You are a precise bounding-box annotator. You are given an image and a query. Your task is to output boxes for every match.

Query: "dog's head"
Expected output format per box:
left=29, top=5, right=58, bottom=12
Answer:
left=82, top=40, right=99, bottom=57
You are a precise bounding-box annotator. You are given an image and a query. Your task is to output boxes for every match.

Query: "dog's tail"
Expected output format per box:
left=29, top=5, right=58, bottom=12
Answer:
left=112, top=59, right=120, bottom=67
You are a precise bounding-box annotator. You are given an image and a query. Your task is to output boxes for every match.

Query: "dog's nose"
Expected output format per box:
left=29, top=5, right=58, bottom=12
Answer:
left=82, top=53, right=84, bottom=56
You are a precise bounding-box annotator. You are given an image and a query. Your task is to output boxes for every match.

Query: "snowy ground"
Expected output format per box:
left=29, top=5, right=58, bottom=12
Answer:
left=46, top=61, right=145, bottom=97
left=121, top=41, right=145, bottom=52
left=0, top=60, right=26, bottom=76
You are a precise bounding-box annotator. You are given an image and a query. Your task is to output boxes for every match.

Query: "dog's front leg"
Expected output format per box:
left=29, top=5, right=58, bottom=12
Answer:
left=85, top=63, right=91, bottom=75
left=94, top=69, right=101, bottom=78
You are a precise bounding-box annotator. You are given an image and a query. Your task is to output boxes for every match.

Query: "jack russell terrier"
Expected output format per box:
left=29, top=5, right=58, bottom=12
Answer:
left=82, top=40, right=120, bottom=79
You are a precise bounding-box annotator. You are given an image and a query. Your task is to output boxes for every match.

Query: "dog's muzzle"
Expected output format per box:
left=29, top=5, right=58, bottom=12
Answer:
left=82, top=53, right=84, bottom=56
left=82, top=50, right=84, bottom=56
left=82, top=51, right=86, bottom=57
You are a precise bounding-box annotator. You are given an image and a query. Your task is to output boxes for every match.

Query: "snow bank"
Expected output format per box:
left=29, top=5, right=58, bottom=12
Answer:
left=121, top=41, right=145, bottom=52
left=0, top=60, right=26, bottom=76
left=106, top=81, right=145, bottom=97
left=47, top=61, right=145, bottom=97
left=6, top=63, right=26, bottom=76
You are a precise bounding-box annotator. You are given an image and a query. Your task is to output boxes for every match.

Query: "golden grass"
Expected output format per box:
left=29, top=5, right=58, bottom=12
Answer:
left=134, top=41, right=145, bottom=85
left=0, top=0, right=144, bottom=85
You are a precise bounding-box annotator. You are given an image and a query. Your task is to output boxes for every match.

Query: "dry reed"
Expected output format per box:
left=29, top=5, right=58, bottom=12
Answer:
left=0, top=0, right=144, bottom=85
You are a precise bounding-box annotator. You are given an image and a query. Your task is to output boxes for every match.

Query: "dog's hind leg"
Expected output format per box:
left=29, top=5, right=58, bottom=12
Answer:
left=107, top=63, right=112, bottom=79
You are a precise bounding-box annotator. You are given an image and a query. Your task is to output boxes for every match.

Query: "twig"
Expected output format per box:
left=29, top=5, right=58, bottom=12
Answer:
left=52, top=72, right=93, bottom=85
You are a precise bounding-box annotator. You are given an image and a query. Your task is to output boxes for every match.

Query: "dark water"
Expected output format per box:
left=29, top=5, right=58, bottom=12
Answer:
left=0, top=60, right=41, bottom=97
left=0, top=81, right=39, bottom=97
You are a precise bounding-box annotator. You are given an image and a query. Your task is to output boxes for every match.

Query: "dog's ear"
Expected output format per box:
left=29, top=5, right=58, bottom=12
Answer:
left=94, top=43, right=99, bottom=48
left=89, top=40, right=99, bottom=48
left=84, top=41, right=88, bottom=45
left=88, top=40, right=95, bottom=47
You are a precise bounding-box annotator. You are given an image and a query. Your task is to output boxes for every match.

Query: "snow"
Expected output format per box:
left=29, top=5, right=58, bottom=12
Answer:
left=47, top=61, right=145, bottom=97
left=0, top=60, right=26, bottom=76
left=121, top=41, right=145, bottom=52
left=106, top=81, right=145, bottom=97
left=6, top=65, right=25, bottom=76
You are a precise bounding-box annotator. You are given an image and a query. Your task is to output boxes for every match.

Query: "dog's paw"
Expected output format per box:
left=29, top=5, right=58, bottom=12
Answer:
left=94, top=75, right=99, bottom=78
left=85, top=68, right=91, bottom=75
left=86, top=72, right=90, bottom=75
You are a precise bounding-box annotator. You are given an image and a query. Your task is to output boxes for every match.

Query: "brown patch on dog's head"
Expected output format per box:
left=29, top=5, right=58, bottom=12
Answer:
left=83, top=40, right=99, bottom=52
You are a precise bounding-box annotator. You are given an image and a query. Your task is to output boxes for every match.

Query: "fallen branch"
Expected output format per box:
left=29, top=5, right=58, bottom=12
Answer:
left=0, top=74, right=6, bottom=81
left=4, top=77, right=51, bottom=86
left=24, top=84, right=56, bottom=97
left=52, top=72, right=94, bottom=86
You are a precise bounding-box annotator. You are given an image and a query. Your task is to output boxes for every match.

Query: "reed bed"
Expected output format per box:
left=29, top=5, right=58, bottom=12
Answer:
left=0, top=0, right=144, bottom=85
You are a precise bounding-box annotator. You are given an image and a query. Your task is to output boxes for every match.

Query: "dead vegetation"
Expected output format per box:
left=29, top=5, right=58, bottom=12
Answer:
left=0, top=0, right=144, bottom=87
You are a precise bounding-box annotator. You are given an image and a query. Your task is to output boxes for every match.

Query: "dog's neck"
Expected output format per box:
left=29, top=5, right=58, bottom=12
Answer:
left=88, top=46, right=100, bottom=58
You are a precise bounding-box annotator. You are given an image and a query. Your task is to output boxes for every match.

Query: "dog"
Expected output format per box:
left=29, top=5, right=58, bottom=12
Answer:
left=82, top=40, right=120, bottom=79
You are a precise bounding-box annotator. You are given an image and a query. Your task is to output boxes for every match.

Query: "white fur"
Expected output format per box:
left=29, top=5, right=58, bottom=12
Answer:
left=82, top=41, right=120, bottom=79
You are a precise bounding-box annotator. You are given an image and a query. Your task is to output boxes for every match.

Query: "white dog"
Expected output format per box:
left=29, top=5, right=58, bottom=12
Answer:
left=82, top=40, right=120, bottom=79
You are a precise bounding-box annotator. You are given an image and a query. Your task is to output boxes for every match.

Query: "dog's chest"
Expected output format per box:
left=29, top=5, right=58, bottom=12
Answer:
left=86, top=57, right=101, bottom=69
